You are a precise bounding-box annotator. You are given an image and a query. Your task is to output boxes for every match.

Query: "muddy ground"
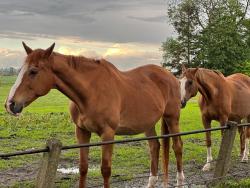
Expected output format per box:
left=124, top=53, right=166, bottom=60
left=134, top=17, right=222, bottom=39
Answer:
left=0, top=157, right=249, bottom=188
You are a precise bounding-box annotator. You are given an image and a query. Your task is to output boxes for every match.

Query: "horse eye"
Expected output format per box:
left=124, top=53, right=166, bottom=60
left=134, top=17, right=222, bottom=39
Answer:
left=187, top=80, right=193, bottom=85
left=29, top=69, right=38, bottom=76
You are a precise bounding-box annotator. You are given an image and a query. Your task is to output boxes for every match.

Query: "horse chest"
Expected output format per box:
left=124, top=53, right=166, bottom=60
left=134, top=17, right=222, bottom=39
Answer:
left=201, top=104, right=220, bottom=120
left=78, top=116, right=101, bottom=133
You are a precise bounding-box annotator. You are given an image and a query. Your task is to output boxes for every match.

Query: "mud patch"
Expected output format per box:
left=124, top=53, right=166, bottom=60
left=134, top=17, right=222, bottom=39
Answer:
left=0, top=157, right=250, bottom=187
left=0, top=162, right=39, bottom=187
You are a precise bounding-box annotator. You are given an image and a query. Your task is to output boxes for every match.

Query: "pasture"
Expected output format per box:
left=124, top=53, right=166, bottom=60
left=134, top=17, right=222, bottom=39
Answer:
left=0, top=76, right=249, bottom=187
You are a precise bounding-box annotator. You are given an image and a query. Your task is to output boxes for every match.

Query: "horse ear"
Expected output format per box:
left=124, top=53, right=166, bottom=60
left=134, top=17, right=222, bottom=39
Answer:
left=181, top=64, right=186, bottom=73
left=44, top=43, right=55, bottom=58
left=22, top=42, right=33, bottom=55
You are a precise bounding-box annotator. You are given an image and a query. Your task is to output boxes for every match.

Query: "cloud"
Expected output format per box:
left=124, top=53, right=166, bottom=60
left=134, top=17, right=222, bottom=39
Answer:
left=0, top=1, right=170, bottom=69
left=103, top=43, right=162, bottom=70
left=0, top=48, right=25, bottom=68
left=0, top=0, right=172, bottom=44
left=57, top=46, right=100, bottom=58
left=55, top=43, right=162, bottom=70
left=128, top=15, right=167, bottom=23
left=0, top=41, right=162, bottom=70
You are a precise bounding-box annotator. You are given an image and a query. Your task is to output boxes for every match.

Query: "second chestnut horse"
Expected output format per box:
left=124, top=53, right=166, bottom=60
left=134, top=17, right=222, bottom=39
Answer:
left=180, top=66, right=250, bottom=171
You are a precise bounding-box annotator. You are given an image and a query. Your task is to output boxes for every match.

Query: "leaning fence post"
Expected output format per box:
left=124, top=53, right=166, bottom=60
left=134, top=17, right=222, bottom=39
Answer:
left=36, top=138, right=62, bottom=188
left=213, top=121, right=237, bottom=181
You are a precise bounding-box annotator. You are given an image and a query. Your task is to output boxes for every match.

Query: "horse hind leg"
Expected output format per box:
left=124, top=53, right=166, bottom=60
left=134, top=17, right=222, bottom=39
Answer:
left=164, top=116, right=184, bottom=187
left=242, top=117, right=250, bottom=162
left=161, top=118, right=170, bottom=188
left=145, top=128, right=160, bottom=188
left=238, top=119, right=246, bottom=159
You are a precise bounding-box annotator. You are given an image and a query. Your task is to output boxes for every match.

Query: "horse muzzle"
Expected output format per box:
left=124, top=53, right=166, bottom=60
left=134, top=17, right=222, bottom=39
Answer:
left=181, top=99, right=187, bottom=108
left=5, top=100, right=23, bottom=116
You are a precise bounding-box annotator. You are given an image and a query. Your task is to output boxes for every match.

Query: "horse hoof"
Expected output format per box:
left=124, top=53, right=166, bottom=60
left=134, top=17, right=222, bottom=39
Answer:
left=146, top=176, right=158, bottom=188
left=176, top=184, right=187, bottom=188
left=241, top=157, right=248, bottom=163
left=202, top=163, right=211, bottom=171
left=177, top=184, right=185, bottom=188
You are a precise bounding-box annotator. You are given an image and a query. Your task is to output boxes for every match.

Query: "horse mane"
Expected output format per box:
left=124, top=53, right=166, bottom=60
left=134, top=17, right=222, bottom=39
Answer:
left=54, top=52, right=100, bottom=69
left=196, top=68, right=224, bottom=81
left=195, top=68, right=225, bottom=102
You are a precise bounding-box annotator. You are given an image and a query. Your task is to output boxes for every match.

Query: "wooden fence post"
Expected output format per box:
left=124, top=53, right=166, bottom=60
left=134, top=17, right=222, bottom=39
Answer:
left=213, top=121, right=237, bottom=181
left=36, top=138, right=62, bottom=188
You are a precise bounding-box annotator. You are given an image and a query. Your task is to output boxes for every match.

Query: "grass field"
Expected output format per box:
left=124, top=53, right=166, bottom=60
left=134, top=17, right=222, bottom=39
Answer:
left=0, top=76, right=249, bottom=187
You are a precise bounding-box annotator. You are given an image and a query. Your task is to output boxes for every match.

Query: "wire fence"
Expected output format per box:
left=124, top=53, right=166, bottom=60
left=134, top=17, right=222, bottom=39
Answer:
left=0, top=121, right=250, bottom=187
left=0, top=125, right=229, bottom=158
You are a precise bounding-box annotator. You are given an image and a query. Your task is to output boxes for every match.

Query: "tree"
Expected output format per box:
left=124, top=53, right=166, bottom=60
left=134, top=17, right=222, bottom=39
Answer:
left=163, top=0, right=250, bottom=75
left=162, top=0, right=199, bottom=74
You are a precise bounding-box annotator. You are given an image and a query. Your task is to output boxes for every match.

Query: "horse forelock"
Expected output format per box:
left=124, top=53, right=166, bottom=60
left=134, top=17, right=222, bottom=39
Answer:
left=25, top=49, right=53, bottom=67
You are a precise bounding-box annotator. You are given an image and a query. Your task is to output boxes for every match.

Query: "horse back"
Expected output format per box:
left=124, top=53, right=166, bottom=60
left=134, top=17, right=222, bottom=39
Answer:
left=123, top=65, right=180, bottom=104
left=123, top=65, right=181, bottom=119
left=226, top=73, right=250, bottom=118
left=226, top=73, right=250, bottom=89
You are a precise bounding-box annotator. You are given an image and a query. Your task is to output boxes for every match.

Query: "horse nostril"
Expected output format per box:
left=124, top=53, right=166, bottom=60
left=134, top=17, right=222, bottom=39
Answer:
left=8, top=101, right=23, bottom=115
left=9, top=101, right=16, bottom=113
left=181, top=99, right=187, bottom=108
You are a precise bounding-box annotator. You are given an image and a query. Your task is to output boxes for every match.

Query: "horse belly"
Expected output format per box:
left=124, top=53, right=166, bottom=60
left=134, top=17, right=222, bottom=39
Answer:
left=117, top=109, right=163, bottom=135
left=231, top=93, right=250, bottom=117
left=231, top=103, right=250, bottom=118
left=115, top=125, right=144, bottom=135
left=115, top=119, right=158, bottom=135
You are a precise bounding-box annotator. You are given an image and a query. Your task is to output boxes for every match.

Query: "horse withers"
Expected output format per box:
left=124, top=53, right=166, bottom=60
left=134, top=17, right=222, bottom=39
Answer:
left=5, top=42, right=184, bottom=188
left=180, top=65, right=250, bottom=171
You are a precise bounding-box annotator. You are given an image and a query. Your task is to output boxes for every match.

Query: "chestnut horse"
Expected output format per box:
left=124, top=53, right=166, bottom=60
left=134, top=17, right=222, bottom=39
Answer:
left=5, top=43, right=184, bottom=188
left=180, top=66, right=250, bottom=171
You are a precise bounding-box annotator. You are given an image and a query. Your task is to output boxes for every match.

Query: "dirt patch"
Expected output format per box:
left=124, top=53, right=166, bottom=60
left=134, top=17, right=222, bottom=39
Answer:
left=0, top=158, right=250, bottom=187
left=0, top=162, right=39, bottom=187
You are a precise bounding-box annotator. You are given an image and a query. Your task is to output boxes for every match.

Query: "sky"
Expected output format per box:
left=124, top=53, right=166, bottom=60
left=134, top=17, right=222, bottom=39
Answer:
left=0, top=0, right=174, bottom=70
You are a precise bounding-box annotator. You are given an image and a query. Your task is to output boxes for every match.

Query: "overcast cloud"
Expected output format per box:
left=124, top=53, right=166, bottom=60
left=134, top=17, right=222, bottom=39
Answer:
left=0, top=0, right=174, bottom=70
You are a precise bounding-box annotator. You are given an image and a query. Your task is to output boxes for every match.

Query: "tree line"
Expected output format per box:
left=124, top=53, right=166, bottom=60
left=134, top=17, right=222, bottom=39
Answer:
left=0, top=67, right=19, bottom=76
left=162, top=0, right=250, bottom=76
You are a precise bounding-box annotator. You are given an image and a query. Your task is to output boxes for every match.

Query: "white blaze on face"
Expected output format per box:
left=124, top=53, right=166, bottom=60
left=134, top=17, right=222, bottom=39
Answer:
left=180, top=77, right=187, bottom=101
left=6, top=64, right=28, bottom=114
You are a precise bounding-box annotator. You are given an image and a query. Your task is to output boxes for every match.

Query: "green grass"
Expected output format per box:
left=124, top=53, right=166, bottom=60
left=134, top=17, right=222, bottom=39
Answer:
left=0, top=76, right=248, bottom=187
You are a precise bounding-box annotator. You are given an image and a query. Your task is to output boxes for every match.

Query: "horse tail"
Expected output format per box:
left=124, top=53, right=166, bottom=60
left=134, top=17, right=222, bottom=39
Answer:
left=161, top=118, right=169, bottom=187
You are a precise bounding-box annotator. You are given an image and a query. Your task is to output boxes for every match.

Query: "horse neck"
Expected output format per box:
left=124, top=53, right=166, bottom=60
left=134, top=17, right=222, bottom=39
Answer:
left=51, top=53, right=99, bottom=112
left=195, top=71, right=226, bottom=101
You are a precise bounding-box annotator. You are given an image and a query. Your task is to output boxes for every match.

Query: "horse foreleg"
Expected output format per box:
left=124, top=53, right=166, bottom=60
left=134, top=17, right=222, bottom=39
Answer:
left=76, top=126, right=91, bottom=188
left=145, top=128, right=160, bottom=188
left=166, top=118, right=184, bottom=187
left=242, top=118, right=250, bottom=162
left=101, top=128, right=115, bottom=188
left=202, top=116, right=212, bottom=171
left=238, top=126, right=246, bottom=158
left=242, top=130, right=249, bottom=162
